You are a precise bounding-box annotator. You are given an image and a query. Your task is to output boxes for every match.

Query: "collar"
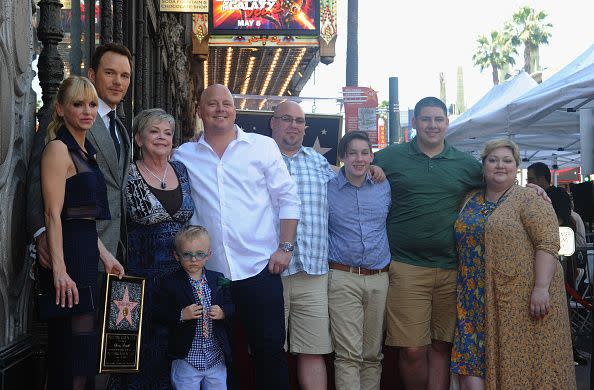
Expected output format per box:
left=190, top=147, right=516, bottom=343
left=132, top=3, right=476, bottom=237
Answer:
left=97, top=98, right=113, bottom=120
left=282, top=145, right=313, bottom=158
left=187, top=270, right=208, bottom=284
left=336, top=167, right=373, bottom=189
left=197, top=124, right=250, bottom=147
left=408, top=137, right=454, bottom=159
left=57, top=126, right=97, bottom=156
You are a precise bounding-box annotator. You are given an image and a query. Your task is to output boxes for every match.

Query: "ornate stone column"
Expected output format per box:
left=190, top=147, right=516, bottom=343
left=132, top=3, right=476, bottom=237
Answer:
left=36, top=0, right=64, bottom=118
left=100, top=0, right=113, bottom=43
left=0, top=0, right=37, bottom=386
left=113, top=0, right=123, bottom=43
left=134, top=0, right=145, bottom=114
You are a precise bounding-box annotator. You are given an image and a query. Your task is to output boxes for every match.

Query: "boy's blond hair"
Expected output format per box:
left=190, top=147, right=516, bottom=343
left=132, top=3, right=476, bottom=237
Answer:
left=174, top=225, right=210, bottom=252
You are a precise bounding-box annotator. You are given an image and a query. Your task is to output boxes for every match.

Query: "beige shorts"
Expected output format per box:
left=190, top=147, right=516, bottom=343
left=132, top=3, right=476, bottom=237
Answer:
left=282, top=272, right=333, bottom=354
left=385, top=261, right=457, bottom=347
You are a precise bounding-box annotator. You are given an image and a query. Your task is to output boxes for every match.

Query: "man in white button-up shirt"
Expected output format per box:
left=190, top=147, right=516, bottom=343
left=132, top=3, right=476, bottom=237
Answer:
left=173, top=84, right=300, bottom=389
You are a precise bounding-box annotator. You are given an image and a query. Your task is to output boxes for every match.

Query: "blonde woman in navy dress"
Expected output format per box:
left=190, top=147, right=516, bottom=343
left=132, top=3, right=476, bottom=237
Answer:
left=40, top=76, right=125, bottom=389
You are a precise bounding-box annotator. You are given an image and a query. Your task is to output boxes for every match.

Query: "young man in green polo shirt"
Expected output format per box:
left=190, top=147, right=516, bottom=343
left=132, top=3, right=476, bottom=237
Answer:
left=373, top=97, right=482, bottom=390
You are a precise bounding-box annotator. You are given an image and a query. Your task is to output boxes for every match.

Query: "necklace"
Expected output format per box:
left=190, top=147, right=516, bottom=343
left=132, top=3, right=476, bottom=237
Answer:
left=140, top=161, right=169, bottom=189
left=485, top=185, right=514, bottom=205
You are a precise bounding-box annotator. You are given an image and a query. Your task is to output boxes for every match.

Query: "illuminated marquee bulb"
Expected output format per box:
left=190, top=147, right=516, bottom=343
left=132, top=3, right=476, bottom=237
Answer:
left=240, top=56, right=257, bottom=95
left=278, top=48, right=307, bottom=96
left=224, top=47, right=234, bottom=87
left=259, top=48, right=282, bottom=99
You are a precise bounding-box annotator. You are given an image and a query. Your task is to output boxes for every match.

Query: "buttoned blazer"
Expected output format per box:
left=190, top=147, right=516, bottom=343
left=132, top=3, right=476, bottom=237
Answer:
left=157, top=268, right=234, bottom=365
left=26, top=114, right=131, bottom=262
left=86, top=113, right=131, bottom=260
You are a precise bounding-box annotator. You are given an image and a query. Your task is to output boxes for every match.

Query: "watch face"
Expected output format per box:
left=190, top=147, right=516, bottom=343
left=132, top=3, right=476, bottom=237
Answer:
left=280, top=242, right=295, bottom=252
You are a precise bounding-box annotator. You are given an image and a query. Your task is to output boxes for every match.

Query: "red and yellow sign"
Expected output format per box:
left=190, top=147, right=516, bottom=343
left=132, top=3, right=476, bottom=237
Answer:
left=342, top=86, right=379, bottom=144
left=377, top=123, right=387, bottom=149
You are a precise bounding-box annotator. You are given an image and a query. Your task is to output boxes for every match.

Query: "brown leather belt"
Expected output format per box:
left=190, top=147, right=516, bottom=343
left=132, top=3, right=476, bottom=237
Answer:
left=329, top=262, right=390, bottom=276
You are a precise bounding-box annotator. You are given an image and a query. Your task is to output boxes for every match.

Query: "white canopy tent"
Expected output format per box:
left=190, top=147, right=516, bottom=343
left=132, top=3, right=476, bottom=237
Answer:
left=448, top=71, right=538, bottom=136
left=446, top=44, right=594, bottom=171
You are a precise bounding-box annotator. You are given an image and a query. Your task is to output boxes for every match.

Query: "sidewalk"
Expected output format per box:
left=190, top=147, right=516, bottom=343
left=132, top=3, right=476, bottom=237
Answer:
left=575, top=353, right=590, bottom=390
left=575, top=332, right=591, bottom=390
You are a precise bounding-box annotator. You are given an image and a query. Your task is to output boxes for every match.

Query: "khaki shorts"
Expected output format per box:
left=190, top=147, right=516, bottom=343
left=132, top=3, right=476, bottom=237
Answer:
left=385, top=261, right=457, bottom=347
left=282, top=272, right=333, bottom=354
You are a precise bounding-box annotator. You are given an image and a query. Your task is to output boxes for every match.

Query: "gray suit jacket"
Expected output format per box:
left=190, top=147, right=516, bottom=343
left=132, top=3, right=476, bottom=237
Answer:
left=26, top=113, right=131, bottom=266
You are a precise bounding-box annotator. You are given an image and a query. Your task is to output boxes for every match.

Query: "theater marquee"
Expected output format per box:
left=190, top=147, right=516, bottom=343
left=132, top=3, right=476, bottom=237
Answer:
left=210, top=0, right=319, bottom=35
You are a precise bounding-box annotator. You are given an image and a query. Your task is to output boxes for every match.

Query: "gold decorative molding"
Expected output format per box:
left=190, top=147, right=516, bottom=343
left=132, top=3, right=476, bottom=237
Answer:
left=319, top=0, right=337, bottom=44
left=192, top=13, right=208, bottom=43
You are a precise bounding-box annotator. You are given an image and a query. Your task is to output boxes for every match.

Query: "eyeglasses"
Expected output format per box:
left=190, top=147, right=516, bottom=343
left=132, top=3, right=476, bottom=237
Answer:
left=273, top=115, right=306, bottom=125
left=176, top=251, right=210, bottom=262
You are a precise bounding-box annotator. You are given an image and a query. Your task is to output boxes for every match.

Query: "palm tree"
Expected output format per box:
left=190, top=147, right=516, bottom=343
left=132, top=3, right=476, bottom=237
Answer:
left=472, top=30, right=517, bottom=85
left=510, top=6, right=552, bottom=74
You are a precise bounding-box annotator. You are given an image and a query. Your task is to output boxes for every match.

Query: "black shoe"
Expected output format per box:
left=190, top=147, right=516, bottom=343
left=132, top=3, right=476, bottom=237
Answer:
left=573, top=349, right=588, bottom=366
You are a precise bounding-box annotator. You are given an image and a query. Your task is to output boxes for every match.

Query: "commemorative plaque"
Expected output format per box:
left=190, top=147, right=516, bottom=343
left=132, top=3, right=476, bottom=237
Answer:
left=99, top=274, right=145, bottom=373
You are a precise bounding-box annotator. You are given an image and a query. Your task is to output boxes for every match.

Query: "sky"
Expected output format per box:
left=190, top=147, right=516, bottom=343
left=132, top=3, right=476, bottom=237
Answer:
left=299, top=0, right=594, bottom=114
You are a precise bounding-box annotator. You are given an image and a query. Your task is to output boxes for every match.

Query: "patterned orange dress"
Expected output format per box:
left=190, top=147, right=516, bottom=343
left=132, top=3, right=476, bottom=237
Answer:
left=483, top=185, right=575, bottom=389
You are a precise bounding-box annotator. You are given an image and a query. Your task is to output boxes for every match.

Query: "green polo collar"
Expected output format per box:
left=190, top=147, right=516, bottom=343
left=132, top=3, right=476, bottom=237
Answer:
left=408, top=137, right=455, bottom=159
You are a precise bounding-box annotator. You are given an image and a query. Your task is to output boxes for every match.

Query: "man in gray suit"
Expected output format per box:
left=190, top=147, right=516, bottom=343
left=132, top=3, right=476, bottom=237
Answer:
left=27, top=43, right=132, bottom=268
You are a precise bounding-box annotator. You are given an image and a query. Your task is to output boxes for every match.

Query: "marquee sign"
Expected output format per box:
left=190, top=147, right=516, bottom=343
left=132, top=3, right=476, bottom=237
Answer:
left=210, top=0, right=319, bottom=35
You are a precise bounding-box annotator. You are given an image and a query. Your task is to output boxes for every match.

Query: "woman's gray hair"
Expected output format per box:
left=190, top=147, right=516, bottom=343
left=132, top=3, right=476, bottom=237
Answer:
left=480, top=138, right=521, bottom=166
left=132, top=108, right=175, bottom=139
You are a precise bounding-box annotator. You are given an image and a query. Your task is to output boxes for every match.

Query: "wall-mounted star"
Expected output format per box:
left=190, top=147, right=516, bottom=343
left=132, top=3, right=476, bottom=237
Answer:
left=312, top=137, right=332, bottom=156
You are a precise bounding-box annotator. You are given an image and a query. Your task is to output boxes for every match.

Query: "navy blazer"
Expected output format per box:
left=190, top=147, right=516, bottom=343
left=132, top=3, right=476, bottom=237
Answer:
left=157, top=268, right=234, bottom=364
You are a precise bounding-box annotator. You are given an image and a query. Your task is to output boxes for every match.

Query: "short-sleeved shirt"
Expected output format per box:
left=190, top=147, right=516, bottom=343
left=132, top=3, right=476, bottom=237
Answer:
left=327, top=169, right=391, bottom=270
left=373, top=138, right=482, bottom=269
left=280, top=146, right=336, bottom=276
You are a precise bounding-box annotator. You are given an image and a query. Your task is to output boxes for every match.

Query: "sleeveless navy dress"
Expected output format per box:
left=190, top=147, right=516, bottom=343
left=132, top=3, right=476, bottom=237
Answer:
left=39, top=126, right=110, bottom=389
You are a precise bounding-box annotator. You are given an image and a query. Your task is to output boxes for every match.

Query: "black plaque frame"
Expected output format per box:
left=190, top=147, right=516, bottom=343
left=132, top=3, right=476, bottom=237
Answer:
left=99, top=274, right=145, bottom=373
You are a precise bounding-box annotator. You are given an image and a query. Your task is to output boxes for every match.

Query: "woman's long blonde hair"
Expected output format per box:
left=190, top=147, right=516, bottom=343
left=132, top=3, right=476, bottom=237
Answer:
left=45, top=76, right=99, bottom=144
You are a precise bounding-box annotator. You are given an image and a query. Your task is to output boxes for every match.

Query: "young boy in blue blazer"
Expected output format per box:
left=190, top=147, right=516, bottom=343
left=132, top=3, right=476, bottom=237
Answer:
left=159, top=225, right=234, bottom=389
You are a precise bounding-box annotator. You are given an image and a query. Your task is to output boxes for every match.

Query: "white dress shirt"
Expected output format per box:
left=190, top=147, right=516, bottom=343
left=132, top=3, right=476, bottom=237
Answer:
left=172, top=125, right=301, bottom=281
left=98, top=98, right=120, bottom=142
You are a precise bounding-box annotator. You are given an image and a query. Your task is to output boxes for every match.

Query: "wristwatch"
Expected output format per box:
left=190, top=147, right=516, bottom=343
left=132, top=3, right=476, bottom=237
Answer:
left=278, top=242, right=295, bottom=253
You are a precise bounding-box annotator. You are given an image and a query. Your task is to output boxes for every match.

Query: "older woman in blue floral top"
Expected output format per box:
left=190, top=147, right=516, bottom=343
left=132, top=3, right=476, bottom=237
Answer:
left=108, top=108, right=195, bottom=390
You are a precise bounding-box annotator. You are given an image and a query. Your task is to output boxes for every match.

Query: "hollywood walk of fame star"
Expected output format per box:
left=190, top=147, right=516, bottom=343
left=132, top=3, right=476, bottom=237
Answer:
left=113, top=286, right=139, bottom=326
left=312, top=136, right=332, bottom=156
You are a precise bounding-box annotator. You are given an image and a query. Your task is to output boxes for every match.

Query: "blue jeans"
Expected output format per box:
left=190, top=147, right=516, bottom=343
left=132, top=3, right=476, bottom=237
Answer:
left=171, top=359, right=227, bottom=390
left=231, top=266, right=289, bottom=390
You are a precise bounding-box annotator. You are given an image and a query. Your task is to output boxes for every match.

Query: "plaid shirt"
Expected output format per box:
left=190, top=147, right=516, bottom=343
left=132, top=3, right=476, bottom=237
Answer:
left=185, top=273, right=225, bottom=370
left=281, top=147, right=336, bottom=276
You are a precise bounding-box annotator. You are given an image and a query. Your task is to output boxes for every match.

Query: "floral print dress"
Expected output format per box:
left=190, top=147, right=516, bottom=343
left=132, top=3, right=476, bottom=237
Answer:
left=451, top=191, right=500, bottom=377
left=108, top=160, right=195, bottom=390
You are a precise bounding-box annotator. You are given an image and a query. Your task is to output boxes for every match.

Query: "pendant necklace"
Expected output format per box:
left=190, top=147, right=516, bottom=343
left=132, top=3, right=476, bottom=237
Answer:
left=140, top=161, right=169, bottom=189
